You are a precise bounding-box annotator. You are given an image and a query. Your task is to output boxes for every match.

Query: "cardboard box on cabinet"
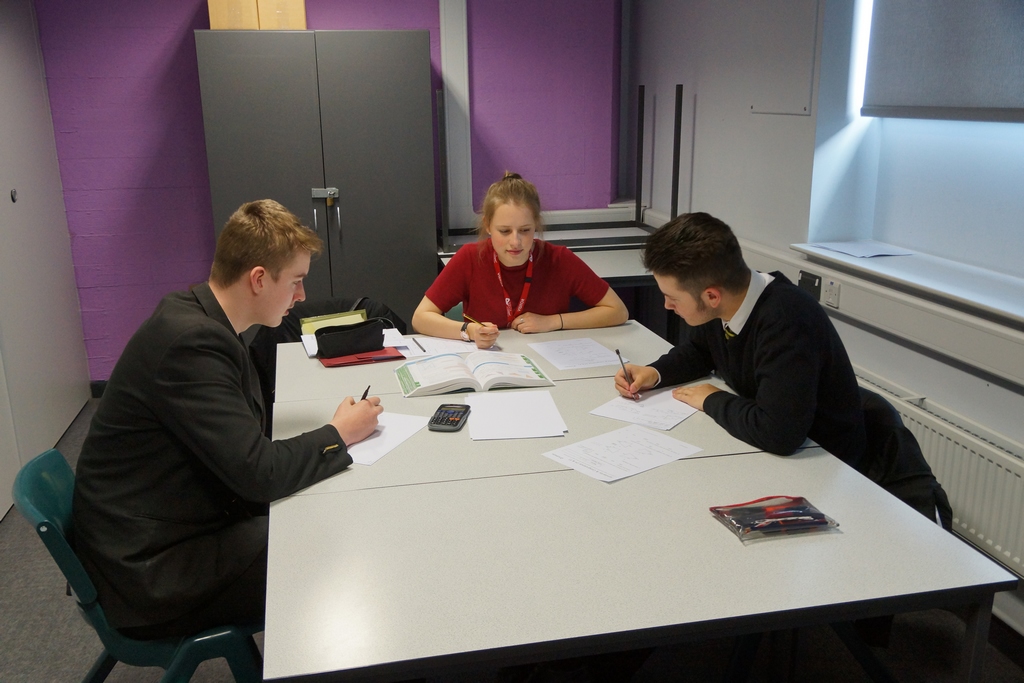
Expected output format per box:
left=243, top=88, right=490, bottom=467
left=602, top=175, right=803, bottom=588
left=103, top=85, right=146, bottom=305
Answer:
left=208, top=0, right=259, bottom=30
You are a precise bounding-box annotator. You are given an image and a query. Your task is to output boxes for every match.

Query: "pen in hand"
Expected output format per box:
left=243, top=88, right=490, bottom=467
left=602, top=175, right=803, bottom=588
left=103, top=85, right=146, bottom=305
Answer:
left=360, top=385, right=370, bottom=401
left=615, top=349, right=639, bottom=401
left=462, top=313, right=498, bottom=348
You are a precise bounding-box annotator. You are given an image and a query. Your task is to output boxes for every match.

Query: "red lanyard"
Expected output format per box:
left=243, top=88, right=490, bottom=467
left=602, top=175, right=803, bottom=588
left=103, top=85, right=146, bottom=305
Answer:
left=492, top=245, right=534, bottom=327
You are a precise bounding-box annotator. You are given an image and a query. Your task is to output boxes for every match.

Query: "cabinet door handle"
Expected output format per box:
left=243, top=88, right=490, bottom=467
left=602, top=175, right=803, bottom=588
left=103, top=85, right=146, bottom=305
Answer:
left=311, top=187, right=340, bottom=243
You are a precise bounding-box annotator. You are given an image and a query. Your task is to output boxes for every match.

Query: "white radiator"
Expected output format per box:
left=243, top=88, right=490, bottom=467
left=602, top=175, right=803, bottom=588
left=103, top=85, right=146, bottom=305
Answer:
left=856, top=368, right=1024, bottom=578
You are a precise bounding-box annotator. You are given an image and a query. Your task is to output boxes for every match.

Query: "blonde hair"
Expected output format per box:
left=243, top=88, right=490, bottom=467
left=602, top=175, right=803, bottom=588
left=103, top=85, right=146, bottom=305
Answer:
left=477, top=172, right=544, bottom=239
left=210, top=200, right=322, bottom=287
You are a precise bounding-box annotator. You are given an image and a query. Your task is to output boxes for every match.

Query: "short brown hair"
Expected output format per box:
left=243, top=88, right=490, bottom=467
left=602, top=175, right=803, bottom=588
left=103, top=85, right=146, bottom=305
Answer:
left=210, top=200, right=322, bottom=287
left=642, top=212, right=749, bottom=297
left=477, top=171, right=544, bottom=238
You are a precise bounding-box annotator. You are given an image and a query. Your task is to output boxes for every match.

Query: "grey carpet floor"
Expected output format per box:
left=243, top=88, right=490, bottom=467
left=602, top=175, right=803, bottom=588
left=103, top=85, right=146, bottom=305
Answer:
left=2, top=398, right=1023, bottom=682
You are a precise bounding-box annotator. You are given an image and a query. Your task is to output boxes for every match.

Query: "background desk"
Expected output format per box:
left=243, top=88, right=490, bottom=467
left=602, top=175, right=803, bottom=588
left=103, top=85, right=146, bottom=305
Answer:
left=265, top=448, right=1016, bottom=682
left=273, top=320, right=673, bottom=403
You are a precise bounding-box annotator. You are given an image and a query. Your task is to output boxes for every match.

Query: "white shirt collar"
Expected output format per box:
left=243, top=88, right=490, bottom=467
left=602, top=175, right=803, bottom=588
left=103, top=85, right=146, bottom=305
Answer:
left=723, top=269, right=774, bottom=335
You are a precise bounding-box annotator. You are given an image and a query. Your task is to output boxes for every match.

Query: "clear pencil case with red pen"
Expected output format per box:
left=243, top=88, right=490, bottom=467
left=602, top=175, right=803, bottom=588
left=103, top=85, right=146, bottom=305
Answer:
left=709, top=495, right=838, bottom=544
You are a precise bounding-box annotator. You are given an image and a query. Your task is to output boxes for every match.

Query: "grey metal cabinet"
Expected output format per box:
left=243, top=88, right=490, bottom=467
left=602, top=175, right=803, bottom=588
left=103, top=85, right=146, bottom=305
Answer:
left=195, top=30, right=437, bottom=325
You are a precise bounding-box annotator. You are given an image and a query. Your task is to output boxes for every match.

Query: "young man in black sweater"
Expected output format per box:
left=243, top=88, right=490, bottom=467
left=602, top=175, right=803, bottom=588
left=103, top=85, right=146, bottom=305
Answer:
left=616, top=212, right=867, bottom=470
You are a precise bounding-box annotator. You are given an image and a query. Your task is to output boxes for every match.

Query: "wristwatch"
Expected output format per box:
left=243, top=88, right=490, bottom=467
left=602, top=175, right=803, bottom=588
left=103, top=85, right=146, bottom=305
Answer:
left=460, top=321, right=470, bottom=342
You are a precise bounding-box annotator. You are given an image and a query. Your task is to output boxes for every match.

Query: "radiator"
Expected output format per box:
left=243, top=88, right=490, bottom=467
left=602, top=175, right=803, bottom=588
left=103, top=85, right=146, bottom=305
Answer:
left=855, top=367, right=1024, bottom=578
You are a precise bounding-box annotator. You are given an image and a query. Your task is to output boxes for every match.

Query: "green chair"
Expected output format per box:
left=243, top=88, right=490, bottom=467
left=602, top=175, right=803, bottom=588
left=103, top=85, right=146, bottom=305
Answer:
left=12, top=449, right=263, bottom=683
left=444, top=301, right=465, bottom=322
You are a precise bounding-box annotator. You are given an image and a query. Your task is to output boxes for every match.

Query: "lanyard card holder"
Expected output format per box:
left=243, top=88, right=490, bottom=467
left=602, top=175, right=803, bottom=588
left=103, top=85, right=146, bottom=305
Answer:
left=315, top=317, right=390, bottom=359
left=709, top=495, right=838, bottom=544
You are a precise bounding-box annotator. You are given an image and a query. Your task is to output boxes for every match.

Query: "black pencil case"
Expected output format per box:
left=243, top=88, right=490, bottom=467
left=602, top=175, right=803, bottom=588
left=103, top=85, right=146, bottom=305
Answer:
left=315, top=318, right=387, bottom=359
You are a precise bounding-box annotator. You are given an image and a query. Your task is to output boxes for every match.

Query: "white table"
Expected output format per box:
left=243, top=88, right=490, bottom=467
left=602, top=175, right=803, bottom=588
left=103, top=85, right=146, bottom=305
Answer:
left=273, top=377, right=759, bottom=496
left=264, top=321, right=1017, bottom=682
left=274, top=320, right=673, bottom=403
left=264, top=448, right=1017, bottom=681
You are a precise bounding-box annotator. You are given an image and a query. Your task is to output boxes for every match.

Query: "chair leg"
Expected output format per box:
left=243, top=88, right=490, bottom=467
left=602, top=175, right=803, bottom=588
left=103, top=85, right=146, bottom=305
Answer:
left=161, top=629, right=263, bottom=683
left=82, top=651, right=117, bottom=683
left=223, top=635, right=263, bottom=683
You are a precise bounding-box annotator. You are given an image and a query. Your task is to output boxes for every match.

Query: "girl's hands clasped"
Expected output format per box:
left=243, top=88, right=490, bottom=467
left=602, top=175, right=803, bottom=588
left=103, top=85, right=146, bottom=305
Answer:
left=511, top=312, right=559, bottom=334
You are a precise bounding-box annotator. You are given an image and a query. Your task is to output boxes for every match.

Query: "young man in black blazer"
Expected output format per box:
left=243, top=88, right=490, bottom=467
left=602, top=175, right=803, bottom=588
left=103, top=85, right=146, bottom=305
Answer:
left=73, top=199, right=383, bottom=639
left=616, top=211, right=867, bottom=470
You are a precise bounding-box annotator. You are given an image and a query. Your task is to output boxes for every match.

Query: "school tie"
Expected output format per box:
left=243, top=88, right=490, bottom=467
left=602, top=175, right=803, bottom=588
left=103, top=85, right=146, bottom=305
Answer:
left=724, top=324, right=736, bottom=340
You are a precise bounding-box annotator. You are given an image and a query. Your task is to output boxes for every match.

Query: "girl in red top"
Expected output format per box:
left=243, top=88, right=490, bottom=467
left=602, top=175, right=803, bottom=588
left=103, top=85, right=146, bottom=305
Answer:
left=412, top=172, right=629, bottom=349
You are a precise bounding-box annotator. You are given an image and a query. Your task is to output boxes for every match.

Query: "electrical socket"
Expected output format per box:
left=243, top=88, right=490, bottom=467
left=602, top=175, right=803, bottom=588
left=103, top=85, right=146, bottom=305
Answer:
left=823, top=279, right=840, bottom=308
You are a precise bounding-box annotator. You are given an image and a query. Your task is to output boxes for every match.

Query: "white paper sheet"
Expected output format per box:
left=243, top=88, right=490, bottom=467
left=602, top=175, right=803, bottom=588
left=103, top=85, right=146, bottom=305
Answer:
left=810, top=241, right=914, bottom=258
left=543, top=424, right=702, bottom=482
left=465, top=390, right=567, bottom=440
left=300, top=334, right=318, bottom=357
left=382, top=328, right=406, bottom=348
left=345, top=412, right=428, bottom=466
left=398, top=336, right=505, bottom=358
left=527, top=338, right=622, bottom=370
left=590, top=387, right=697, bottom=430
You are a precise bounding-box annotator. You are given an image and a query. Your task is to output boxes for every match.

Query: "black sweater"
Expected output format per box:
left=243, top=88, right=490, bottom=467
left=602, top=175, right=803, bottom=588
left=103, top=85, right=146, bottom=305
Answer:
left=651, top=273, right=866, bottom=469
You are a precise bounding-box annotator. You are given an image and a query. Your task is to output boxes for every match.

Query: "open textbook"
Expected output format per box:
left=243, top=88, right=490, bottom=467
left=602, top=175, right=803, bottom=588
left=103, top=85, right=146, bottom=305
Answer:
left=394, top=352, right=553, bottom=397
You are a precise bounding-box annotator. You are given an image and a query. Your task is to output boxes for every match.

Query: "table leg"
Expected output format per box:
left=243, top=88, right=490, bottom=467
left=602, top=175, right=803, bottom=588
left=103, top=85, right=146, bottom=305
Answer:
left=959, top=595, right=995, bottom=683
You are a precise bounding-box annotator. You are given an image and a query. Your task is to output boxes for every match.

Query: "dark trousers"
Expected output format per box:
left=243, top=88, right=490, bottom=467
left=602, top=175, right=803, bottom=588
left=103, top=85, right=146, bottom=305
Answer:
left=118, top=545, right=268, bottom=640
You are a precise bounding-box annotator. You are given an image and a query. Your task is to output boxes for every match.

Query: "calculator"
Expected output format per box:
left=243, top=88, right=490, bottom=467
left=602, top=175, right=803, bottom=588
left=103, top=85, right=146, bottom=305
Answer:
left=428, top=403, right=470, bottom=432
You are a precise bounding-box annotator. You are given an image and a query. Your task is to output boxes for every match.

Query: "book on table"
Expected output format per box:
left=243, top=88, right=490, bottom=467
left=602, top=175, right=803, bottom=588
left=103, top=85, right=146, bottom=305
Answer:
left=394, top=352, right=553, bottom=397
left=299, top=309, right=366, bottom=335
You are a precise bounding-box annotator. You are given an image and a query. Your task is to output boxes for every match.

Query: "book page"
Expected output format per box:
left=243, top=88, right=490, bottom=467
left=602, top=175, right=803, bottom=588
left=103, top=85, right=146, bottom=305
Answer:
left=466, top=352, right=550, bottom=389
left=402, top=354, right=478, bottom=388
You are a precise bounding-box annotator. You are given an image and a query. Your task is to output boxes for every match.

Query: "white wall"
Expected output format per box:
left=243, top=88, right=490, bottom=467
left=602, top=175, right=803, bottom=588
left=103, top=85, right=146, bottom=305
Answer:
left=632, top=0, right=823, bottom=246
left=873, top=118, right=1024, bottom=278
left=809, top=0, right=1024, bottom=278
left=0, top=0, right=91, bottom=514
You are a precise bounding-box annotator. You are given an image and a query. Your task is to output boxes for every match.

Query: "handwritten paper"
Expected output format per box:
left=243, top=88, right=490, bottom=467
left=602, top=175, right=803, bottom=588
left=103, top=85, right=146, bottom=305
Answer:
left=590, top=387, right=697, bottom=430
left=527, top=338, right=622, bottom=370
left=346, top=412, right=428, bottom=465
left=544, top=424, right=702, bottom=482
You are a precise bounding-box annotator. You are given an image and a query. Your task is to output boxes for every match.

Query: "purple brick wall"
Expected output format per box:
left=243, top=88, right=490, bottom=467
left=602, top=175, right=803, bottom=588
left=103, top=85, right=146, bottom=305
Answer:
left=34, top=0, right=618, bottom=380
left=468, top=0, right=620, bottom=211
left=35, top=1, right=216, bottom=380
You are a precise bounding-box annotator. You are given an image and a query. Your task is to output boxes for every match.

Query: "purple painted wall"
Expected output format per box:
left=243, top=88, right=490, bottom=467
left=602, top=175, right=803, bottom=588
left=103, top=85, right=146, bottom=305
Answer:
left=34, top=0, right=618, bottom=380
left=468, top=0, right=620, bottom=211
left=35, top=1, right=215, bottom=381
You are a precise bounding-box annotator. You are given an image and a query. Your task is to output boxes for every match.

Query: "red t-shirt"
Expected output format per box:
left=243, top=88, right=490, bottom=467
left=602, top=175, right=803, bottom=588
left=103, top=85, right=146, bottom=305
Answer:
left=425, top=241, right=611, bottom=328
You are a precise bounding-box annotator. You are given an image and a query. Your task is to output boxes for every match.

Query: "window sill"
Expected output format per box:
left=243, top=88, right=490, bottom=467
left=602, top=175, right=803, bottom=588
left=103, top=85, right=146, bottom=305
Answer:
left=791, top=242, right=1024, bottom=332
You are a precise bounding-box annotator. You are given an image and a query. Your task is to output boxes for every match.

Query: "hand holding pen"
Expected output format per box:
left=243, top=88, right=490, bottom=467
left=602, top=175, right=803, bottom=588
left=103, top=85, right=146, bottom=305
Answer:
left=614, top=351, right=660, bottom=401
left=462, top=313, right=500, bottom=349
left=331, top=387, right=382, bottom=446
left=615, top=349, right=640, bottom=401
